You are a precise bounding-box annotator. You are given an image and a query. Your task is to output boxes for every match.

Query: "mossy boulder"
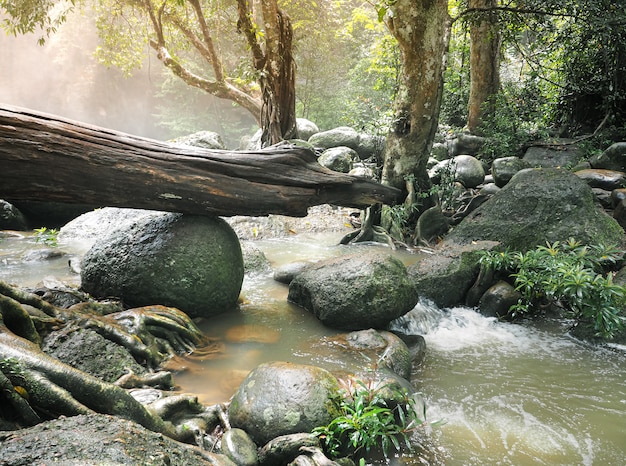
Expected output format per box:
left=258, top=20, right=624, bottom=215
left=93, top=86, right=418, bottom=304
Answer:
left=288, top=252, right=418, bottom=330
left=445, top=168, right=625, bottom=251
left=228, top=362, right=341, bottom=445
left=407, top=241, right=497, bottom=308
left=81, top=213, right=243, bottom=318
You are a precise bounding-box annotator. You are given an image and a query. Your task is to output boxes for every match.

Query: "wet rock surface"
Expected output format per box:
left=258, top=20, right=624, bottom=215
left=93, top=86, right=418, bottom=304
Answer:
left=0, top=414, right=235, bottom=466
left=288, top=251, right=418, bottom=330
left=228, top=361, right=341, bottom=445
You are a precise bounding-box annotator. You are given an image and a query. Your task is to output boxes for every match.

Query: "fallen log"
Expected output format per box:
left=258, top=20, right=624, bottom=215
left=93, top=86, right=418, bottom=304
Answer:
left=0, top=104, right=401, bottom=217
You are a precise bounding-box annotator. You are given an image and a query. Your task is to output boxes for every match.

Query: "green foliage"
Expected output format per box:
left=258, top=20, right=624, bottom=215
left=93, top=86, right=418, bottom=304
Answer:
left=381, top=202, right=420, bottom=242
left=154, top=72, right=257, bottom=146
left=440, top=9, right=470, bottom=128
left=0, top=0, right=75, bottom=44
left=33, top=227, right=59, bottom=247
left=479, top=239, right=626, bottom=339
left=476, top=83, right=551, bottom=163
left=429, top=158, right=458, bottom=212
left=313, top=380, right=429, bottom=461
left=297, top=3, right=398, bottom=132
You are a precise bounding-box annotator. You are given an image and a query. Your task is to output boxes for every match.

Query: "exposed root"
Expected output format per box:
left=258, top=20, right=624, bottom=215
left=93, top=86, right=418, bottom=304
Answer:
left=339, top=206, right=397, bottom=250
left=0, top=279, right=215, bottom=443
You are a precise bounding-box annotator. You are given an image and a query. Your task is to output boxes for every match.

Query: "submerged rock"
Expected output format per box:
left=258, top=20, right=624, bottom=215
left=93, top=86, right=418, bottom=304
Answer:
left=81, top=213, right=244, bottom=318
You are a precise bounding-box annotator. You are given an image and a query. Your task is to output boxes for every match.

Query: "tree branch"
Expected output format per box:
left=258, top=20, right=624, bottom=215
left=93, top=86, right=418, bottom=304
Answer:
left=186, top=0, right=225, bottom=82
left=236, top=0, right=266, bottom=70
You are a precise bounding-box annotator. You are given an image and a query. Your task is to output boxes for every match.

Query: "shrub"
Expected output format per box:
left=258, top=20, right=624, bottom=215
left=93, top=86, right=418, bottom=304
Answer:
left=312, top=379, right=432, bottom=461
left=479, top=239, right=626, bottom=339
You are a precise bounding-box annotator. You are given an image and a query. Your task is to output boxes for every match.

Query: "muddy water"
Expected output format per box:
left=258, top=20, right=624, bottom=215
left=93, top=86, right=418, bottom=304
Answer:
left=2, top=231, right=625, bottom=465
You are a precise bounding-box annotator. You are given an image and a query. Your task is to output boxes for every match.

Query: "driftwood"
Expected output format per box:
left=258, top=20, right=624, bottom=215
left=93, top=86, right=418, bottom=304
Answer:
left=0, top=104, right=400, bottom=217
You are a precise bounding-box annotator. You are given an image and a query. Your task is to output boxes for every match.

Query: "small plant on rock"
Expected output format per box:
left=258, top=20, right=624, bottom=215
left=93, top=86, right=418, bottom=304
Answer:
left=33, top=227, right=59, bottom=247
left=479, top=239, right=626, bottom=339
left=312, top=379, right=433, bottom=461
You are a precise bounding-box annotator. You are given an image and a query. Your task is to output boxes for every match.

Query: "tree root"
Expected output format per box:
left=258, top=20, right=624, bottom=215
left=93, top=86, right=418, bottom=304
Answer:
left=0, top=279, right=219, bottom=443
left=339, top=206, right=397, bottom=250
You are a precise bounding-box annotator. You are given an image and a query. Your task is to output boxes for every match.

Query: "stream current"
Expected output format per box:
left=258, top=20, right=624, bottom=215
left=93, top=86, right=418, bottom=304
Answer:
left=1, top=230, right=625, bottom=465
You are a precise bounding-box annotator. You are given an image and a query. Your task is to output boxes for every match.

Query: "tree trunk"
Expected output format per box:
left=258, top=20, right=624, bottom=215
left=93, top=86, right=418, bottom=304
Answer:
left=236, top=0, right=298, bottom=146
left=0, top=105, right=400, bottom=217
left=381, top=0, right=451, bottom=193
left=259, top=2, right=298, bottom=146
left=467, top=0, right=501, bottom=133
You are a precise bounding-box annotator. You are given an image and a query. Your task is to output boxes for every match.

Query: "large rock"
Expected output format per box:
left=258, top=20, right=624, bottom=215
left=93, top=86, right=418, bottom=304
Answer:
left=445, top=168, right=625, bottom=251
left=296, top=118, right=319, bottom=141
left=60, top=207, right=163, bottom=249
left=317, top=146, right=357, bottom=173
left=0, top=199, right=28, bottom=230
left=429, top=154, right=485, bottom=188
left=288, top=252, right=418, bottom=330
left=355, top=133, right=385, bottom=161
left=81, top=213, right=243, bottom=318
left=0, top=414, right=235, bottom=466
left=589, top=142, right=626, bottom=172
left=523, top=142, right=582, bottom=168
left=574, top=168, right=626, bottom=191
left=448, top=134, right=485, bottom=157
left=491, top=156, right=530, bottom=188
left=308, top=126, right=360, bottom=150
left=228, top=362, right=341, bottom=445
left=407, top=241, right=496, bottom=308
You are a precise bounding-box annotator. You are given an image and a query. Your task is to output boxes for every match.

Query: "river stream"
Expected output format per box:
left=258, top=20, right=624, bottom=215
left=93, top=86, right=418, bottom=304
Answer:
left=1, top=230, right=625, bottom=465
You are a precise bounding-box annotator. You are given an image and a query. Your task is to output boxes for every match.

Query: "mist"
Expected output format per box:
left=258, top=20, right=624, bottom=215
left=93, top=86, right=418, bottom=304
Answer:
left=0, top=9, right=256, bottom=147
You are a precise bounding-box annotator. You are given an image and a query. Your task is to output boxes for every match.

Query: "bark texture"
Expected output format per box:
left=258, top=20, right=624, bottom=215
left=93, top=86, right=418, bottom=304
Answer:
left=467, top=0, right=502, bottom=133
left=0, top=105, right=400, bottom=217
left=382, top=0, right=451, bottom=192
left=237, top=0, right=297, bottom=146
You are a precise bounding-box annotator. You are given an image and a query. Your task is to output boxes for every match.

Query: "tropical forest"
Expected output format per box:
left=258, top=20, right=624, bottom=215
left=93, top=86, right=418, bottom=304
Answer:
left=0, top=0, right=625, bottom=464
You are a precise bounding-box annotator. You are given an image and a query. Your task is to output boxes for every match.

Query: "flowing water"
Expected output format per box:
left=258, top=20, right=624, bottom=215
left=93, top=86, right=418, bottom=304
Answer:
left=1, top=230, right=625, bottom=465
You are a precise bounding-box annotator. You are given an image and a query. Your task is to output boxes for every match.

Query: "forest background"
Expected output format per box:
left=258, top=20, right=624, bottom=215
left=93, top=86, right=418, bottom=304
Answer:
left=2, top=0, right=624, bottom=155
